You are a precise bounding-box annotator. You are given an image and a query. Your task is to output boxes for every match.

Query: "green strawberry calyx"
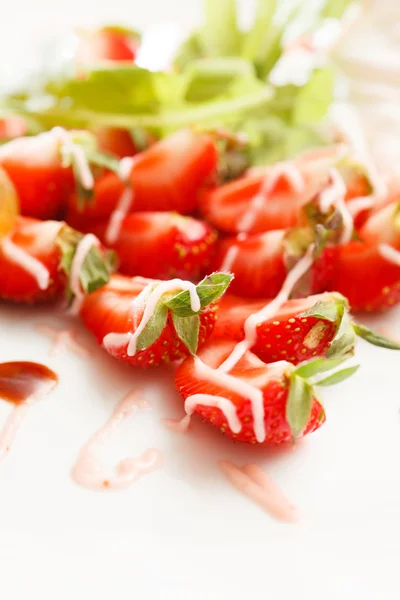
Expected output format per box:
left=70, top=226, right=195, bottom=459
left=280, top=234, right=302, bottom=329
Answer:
left=56, top=225, right=116, bottom=305
left=134, top=272, right=233, bottom=355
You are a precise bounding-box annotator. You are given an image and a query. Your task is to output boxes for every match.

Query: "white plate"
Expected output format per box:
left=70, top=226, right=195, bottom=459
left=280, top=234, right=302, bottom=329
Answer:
left=2, top=1, right=400, bottom=598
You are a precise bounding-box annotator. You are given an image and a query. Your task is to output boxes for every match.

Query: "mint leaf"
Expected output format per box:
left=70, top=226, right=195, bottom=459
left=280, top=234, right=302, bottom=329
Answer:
left=241, top=0, right=277, bottom=62
left=286, top=374, right=313, bottom=440
left=135, top=302, right=168, bottom=352
left=353, top=324, right=400, bottom=351
left=184, top=58, right=256, bottom=103
left=164, top=272, right=233, bottom=317
left=316, top=365, right=360, bottom=387
left=326, top=311, right=357, bottom=359
left=321, top=0, right=352, bottom=19
left=172, top=314, right=200, bottom=355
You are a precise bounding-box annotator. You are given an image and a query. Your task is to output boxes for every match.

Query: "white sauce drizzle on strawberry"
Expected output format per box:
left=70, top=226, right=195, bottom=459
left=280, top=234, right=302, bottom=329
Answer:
left=219, top=461, right=298, bottom=522
left=1, top=237, right=50, bottom=290
left=72, top=390, right=163, bottom=491
left=175, top=246, right=314, bottom=443
left=318, top=168, right=354, bottom=244
left=52, top=127, right=94, bottom=191
left=70, top=233, right=99, bottom=314
left=378, top=243, right=400, bottom=266
left=346, top=196, right=374, bottom=217
left=221, top=162, right=305, bottom=272
left=105, top=157, right=136, bottom=245
left=103, top=279, right=201, bottom=357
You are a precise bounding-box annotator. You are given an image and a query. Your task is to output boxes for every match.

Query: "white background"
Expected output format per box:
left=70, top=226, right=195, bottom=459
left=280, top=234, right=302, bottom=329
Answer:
left=1, top=1, right=400, bottom=599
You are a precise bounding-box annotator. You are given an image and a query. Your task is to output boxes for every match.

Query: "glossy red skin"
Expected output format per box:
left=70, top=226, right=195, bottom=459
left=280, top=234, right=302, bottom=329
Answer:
left=214, top=231, right=287, bottom=298
left=80, top=275, right=218, bottom=368
left=0, top=217, right=64, bottom=303
left=0, top=159, right=74, bottom=221
left=328, top=241, right=400, bottom=311
left=175, top=340, right=325, bottom=445
left=68, top=130, right=218, bottom=220
left=213, top=293, right=338, bottom=364
left=77, top=29, right=139, bottom=63
left=94, top=127, right=138, bottom=159
left=89, top=212, right=218, bottom=280
left=214, top=231, right=332, bottom=298
left=199, top=173, right=305, bottom=235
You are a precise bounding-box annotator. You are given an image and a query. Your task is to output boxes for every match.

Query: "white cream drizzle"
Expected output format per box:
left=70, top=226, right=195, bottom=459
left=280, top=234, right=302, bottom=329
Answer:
left=173, top=246, right=314, bottom=443
left=71, top=390, right=163, bottom=491
left=105, top=157, right=136, bottom=245
left=70, top=233, right=99, bottom=314
left=318, top=168, right=354, bottom=244
left=378, top=243, right=400, bottom=266
left=221, top=161, right=305, bottom=272
left=103, top=278, right=201, bottom=357
left=1, top=237, right=50, bottom=290
left=52, top=127, right=94, bottom=191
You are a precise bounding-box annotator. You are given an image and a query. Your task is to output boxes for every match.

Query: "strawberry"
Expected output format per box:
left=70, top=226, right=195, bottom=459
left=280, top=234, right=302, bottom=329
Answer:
left=0, top=131, right=75, bottom=220
left=0, top=117, right=27, bottom=142
left=88, top=212, right=218, bottom=281
left=0, top=217, right=114, bottom=304
left=93, top=127, right=138, bottom=159
left=214, top=228, right=334, bottom=298
left=76, top=25, right=140, bottom=65
left=67, top=129, right=218, bottom=220
left=329, top=202, right=400, bottom=311
left=175, top=339, right=358, bottom=445
left=199, top=147, right=337, bottom=235
left=80, top=272, right=232, bottom=368
left=0, top=167, right=19, bottom=239
left=213, top=291, right=400, bottom=363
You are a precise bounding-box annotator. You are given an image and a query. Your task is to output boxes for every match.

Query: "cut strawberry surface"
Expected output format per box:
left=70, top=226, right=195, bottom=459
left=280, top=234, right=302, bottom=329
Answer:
left=0, top=217, right=114, bottom=304
left=200, top=150, right=335, bottom=235
left=90, top=212, right=218, bottom=281
left=68, top=129, right=218, bottom=220
left=175, top=339, right=357, bottom=445
left=80, top=272, right=232, bottom=368
left=94, top=127, right=138, bottom=159
left=76, top=25, right=140, bottom=65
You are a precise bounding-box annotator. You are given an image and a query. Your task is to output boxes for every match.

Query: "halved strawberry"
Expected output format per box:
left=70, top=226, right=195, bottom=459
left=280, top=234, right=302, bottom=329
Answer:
left=76, top=25, right=140, bottom=65
left=80, top=272, right=232, bottom=368
left=67, top=129, right=218, bottom=220
left=175, top=339, right=358, bottom=445
left=213, top=291, right=399, bottom=363
left=214, top=228, right=334, bottom=298
left=89, top=212, right=218, bottom=281
left=0, top=217, right=114, bottom=304
left=0, top=131, right=75, bottom=220
left=94, top=127, right=138, bottom=159
left=329, top=202, right=400, bottom=311
left=199, top=148, right=336, bottom=235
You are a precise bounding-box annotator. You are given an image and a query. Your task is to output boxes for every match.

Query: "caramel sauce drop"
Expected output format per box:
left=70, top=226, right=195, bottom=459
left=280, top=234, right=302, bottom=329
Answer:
left=0, top=362, right=58, bottom=405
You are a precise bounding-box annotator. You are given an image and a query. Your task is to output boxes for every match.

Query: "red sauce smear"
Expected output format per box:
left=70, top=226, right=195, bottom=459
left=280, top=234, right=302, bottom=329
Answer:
left=0, top=362, right=58, bottom=463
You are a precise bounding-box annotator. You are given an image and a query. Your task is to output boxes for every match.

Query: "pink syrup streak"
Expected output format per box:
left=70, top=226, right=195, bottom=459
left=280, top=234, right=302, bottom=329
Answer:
left=71, top=390, right=163, bottom=491
left=1, top=237, right=50, bottom=290
left=36, top=325, right=90, bottom=357
left=0, top=403, right=29, bottom=464
left=105, top=157, right=136, bottom=245
left=69, top=233, right=99, bottom=314
left=219, top=461, right=298, bottom=522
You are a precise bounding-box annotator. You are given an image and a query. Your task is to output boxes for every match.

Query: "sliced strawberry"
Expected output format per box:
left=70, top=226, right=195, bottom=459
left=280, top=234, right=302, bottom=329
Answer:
left=174, top=339, right=354, bottom=445
left=67, top=129, right=218, bottom=220
left=80, top=272, right=232, bottom=368
left=94, top=127, right=138, bottom=159
left=89, top=212, right=218, bottom=281
left=213, top=228, right=333, bottom=298
left=329, top=202, right=400, bottom=311
left=0, top=217, right=114, bottom=304
left=76, top=25, right=140, bottom=65
left=0, top=131, right=75, bottom=220
left=200, top=149, right=336, bottom=235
